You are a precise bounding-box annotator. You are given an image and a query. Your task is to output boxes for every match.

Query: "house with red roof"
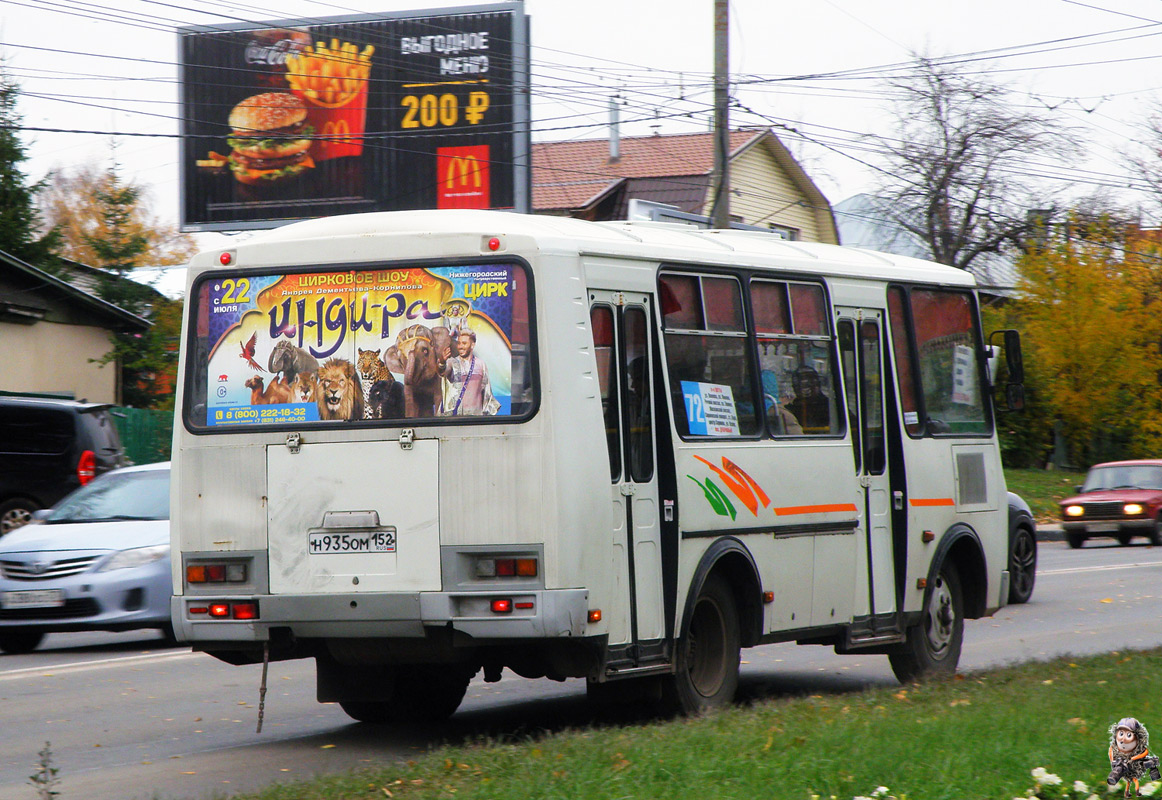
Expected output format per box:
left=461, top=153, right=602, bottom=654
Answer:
left=532, top=127, right=838, bottom=244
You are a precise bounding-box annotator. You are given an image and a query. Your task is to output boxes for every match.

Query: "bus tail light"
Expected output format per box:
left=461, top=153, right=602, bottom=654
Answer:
left=491, top=599, right=512, bottom=613
left=197, top=602, right=258, bottom=620
left=588, top=609, right=602, bottom=623
left=187, top=562, right=248, bottom=584
left=475, top=557, right=538, bottom=578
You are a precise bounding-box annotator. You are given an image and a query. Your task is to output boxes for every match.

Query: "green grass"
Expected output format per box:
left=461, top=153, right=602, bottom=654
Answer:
left=1005, top=467, right=1085, bottom=522
left=224, top=649, right=1162, bottom=800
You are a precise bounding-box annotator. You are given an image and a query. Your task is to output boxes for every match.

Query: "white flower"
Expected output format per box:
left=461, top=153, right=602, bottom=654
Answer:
left=1075, top=780, right=1090, bottom=792
left=1032, top=767, right=1049, bottom=781
left=1039, top=771, right=1062, bottom=786
left=872, top=789, right=891, bottom=799
left=1141, top=782, right=1161, bottom=797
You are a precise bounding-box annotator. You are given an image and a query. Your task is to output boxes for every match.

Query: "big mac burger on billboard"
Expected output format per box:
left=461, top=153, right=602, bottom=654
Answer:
left=180, top=3, right=529, bottom=231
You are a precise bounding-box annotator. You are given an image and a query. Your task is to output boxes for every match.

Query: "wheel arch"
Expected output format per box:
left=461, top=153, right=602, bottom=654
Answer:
left=682, top=537, right=763, bottom=647
left=929, top=524, right=987, bottom=619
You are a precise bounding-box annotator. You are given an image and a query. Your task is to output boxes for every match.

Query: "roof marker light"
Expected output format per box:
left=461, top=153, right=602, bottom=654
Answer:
left=220, top=252, right=233, bottom=266
left=487, top=237, right=501, bottom=251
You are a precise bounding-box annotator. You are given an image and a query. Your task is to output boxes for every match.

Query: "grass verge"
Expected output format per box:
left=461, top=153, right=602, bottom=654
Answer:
left=227, top=648, right=1162, bottom=800
left=1005, top=467, right=1085, bottom=522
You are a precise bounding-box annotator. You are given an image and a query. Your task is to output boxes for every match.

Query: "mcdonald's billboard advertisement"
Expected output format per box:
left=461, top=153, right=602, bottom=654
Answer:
left=179, top=3, right=530, bottom=232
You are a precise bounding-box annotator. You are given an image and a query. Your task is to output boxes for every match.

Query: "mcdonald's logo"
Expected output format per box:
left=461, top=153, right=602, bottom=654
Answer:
left=322, top=119, right=352, bottom=144
left=436, top=145, right=490, bottom=209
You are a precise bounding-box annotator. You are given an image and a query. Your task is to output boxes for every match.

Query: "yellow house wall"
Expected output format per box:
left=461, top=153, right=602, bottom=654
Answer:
left=0, top=321, right=117, bottom=403
left=700, top=143, right=832, bottom=242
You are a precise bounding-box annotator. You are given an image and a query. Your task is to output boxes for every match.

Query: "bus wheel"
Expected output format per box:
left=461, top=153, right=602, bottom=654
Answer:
left=662, top=574, right=740, bottom=714
left=889, top=564, right=963, bottom=684
left=339, top=664, right=475, bottom=724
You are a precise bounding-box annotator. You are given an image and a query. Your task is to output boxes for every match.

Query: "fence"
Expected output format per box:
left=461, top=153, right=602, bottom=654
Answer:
left=112, top=407, right=173, bottom=465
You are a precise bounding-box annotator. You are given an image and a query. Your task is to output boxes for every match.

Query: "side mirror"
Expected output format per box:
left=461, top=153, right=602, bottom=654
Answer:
left=1005, top=383, right=1025, bottom=411
left=1003, top=329, right=1024, bottom=385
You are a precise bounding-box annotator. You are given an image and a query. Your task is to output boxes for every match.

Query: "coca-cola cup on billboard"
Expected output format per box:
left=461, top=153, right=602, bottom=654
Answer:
left=285, top=39, right=374, bottom=161
left=245, top=28, right=310, bottom=89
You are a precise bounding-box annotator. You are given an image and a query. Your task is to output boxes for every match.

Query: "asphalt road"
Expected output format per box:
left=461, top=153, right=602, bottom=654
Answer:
left=0, top=539, right=1159, bottom=800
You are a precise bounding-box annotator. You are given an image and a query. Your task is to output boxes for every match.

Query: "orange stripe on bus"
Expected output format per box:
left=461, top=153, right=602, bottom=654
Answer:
left=774, top=503, right=859, bottom=516
left=909, top=498, right=955, bottom=507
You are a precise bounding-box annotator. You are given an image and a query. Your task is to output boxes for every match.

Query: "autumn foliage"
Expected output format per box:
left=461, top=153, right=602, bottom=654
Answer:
left=1015, top=215, right=1162, bottom=466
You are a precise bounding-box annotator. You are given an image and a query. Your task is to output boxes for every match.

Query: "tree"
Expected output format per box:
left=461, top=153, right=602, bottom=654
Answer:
left=868, top=57, right=1078, bottom=274
left=1015, top=212, right=1162, bottom=466
left=0, top=66, right=60, bottom=266
left=56, top=163, right=190, bottom=408
left=39, top=160, right=197, bottom=271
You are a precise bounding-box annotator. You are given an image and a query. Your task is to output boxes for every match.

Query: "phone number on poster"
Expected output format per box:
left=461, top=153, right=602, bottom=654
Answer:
left=308, top=531, right=396, bottom=554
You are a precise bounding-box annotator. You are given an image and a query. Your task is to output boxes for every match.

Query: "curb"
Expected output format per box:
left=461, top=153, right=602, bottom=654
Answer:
left=1035, top=524, right=1064, bottom=542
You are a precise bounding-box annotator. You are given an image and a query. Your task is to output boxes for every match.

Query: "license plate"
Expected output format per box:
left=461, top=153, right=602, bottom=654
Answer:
left=2, top=589, right=65, bottom=609
left=1089, top=523, right=1119, bottom=533
left=308, top=529, right=396, bottom=555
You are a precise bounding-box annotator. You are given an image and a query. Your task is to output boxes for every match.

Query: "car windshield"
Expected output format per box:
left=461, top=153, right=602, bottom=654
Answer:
left=1082, top=465, right=1162, bottom=492
left=46, top=468, right=170, bottom=523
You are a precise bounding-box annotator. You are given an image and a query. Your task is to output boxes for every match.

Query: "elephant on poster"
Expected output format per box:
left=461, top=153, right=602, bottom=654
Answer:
left=384, top=324, right=453, bottom=418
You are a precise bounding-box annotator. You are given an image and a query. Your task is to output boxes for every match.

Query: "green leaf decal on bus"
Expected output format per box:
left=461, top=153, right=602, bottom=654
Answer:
left=688, top=475, right=737, bottom=521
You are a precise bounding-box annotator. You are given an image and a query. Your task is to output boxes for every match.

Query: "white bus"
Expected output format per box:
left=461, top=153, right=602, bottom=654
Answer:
left=171, top=209, right=1022, bottom=721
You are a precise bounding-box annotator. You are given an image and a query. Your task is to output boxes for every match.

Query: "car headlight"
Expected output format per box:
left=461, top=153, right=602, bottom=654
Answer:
left=1124, top=503, right=1144, bottom=516
left=98, top=545, right=169, bottom=572
left=1064, top=505, right=1085, bottom=517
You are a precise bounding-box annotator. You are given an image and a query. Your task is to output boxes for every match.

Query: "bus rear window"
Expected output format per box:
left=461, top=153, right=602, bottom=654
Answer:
left=183, top=262, right=534, bottom=430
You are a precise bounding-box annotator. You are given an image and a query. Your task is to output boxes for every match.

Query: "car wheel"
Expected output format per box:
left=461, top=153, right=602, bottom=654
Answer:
left=660, top=574, right=740, bottom=715
left=1066, top=531, right=1086, bottom=549
left=1008, top=525, right=1037, bottom=604
left=0, top=498, right=38, bottom=536
left=1151, top=516, right=1162, bottom=547
left=0, top=629, right=46, bottom=655
left=1117, top=533, right=1133, bottom=546
left=889, top=564, right=963, bottom=683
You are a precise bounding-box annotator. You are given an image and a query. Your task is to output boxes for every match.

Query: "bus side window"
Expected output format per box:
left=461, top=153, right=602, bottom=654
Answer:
left=590, top=305, right=621, bottom=480
left=752, top=280, right=842, bottom=437
left=660, top=272, right=759, bottom=438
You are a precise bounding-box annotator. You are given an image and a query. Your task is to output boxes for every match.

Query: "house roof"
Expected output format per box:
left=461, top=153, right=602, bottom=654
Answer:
left=532, top=129, right=766, bottom=212
left=0, top=250, right=150, bottom=330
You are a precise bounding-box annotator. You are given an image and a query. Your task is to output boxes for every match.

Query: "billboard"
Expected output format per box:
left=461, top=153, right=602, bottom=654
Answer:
left=179, top=3, right=529, bottom=231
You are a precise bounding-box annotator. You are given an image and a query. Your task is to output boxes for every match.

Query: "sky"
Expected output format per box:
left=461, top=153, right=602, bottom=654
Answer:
left=3, top=0, right=1162, bottom=264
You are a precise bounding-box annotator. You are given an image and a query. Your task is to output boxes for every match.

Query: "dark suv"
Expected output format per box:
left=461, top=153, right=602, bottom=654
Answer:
left=0, top=396, right=127, bottom=535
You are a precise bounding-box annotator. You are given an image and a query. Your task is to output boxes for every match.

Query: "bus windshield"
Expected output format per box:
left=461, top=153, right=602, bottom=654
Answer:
left=182, top=262, right=534, bottom=430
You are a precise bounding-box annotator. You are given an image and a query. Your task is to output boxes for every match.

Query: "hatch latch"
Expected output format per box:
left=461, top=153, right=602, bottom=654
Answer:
left=399, top=428, right=415, bottom=450
left=285, top=432, right=301, bottom=454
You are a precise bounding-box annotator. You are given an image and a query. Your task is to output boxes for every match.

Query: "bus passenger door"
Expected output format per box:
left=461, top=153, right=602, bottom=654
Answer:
left=590, top=292, right=664, bottom=657
left=838, top=311, right=898, bottom=626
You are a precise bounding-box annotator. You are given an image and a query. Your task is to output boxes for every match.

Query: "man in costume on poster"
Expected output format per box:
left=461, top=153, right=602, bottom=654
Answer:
left=439, top=328, right=500, bottom=416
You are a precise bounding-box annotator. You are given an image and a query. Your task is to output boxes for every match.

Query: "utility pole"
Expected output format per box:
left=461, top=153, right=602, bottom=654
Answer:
left=711, top=0, right=730, bottom=229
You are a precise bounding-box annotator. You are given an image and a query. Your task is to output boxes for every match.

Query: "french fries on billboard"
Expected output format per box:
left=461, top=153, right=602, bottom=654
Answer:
left=285, top=39, right=374, bottom=107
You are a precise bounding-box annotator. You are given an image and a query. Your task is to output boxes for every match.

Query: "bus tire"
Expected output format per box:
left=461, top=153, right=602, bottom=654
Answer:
left=339, top=664, right=474, bottom=724
left=661, top=574, right=740, bottom=715
left=889, top=564, right=963, bottom=684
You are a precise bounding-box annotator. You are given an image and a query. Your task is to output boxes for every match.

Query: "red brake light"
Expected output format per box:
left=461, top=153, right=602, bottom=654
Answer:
left=205, top=565, right=226, bottom=582
left=209, top=604, right=230, bottom=617
left=232, top=603, right=258, bottom=620
left=77, top=450, right=96, bottom=485
left=491, top=599, right=512, bottom=613
left=496, top=559, right=516, bottom=577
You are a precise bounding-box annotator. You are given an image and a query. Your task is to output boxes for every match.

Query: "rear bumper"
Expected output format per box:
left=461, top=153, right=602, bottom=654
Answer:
left=172, top=587, right=591, bottom=643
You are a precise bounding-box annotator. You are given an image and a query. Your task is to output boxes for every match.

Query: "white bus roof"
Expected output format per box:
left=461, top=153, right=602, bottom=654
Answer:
left=203, top=209, right=976, bottom=288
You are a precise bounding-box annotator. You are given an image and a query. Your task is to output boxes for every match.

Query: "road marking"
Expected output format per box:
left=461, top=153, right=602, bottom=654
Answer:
left=1039, top=561, right=1162, bottom=576
left=0, top=650, right=200, bottom=681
